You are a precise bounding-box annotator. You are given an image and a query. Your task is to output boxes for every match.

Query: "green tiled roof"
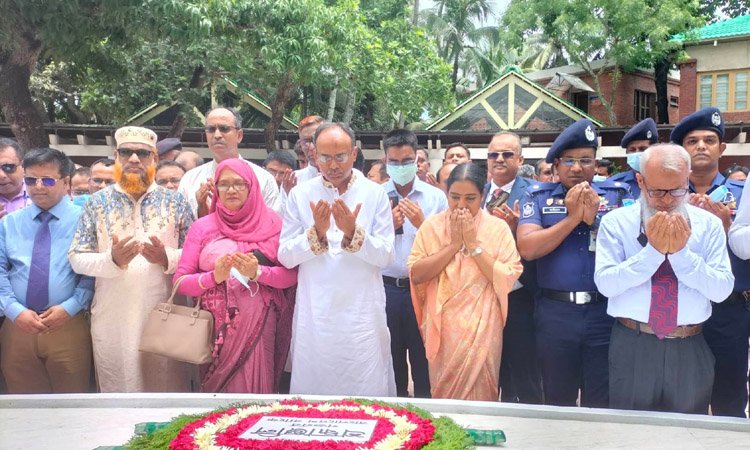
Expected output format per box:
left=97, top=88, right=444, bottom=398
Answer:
left=673, top=14, right=750, bottom=42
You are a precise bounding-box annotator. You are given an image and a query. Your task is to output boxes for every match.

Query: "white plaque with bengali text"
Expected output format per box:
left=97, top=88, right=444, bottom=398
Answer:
left=240, top=416, right=377, bottom=443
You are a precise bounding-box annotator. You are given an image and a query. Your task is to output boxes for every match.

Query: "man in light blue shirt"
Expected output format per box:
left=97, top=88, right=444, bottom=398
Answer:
left=0, top=147, right=93, bottom=393
left=382, top=129, right=448, bottom=398
left=595, top=143, right=733, bottom=414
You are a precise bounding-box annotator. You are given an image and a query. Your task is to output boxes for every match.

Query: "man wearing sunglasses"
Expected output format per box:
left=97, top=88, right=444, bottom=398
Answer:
left=69, top=126, right=195, bottom=393
left=671, top=107, right=750, bottom=418
left=483, top=131, right=542, bottom=405
left=0, top=138, right=29, bottom=220
left=0, top=147, right=93, bottom=394
left=595, top=144, right=733, bottom=414
left=178, top=107, right=280, bottom=218
left=517, top=118, right=630, bottom=409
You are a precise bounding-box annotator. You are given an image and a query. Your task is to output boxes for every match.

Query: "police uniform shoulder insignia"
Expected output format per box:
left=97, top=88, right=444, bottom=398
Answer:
left=522, top=202, right=534, bottom=218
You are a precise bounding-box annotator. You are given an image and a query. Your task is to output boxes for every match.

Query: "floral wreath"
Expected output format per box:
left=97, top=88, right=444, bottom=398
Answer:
left=169, top=400, right=436, bottom=450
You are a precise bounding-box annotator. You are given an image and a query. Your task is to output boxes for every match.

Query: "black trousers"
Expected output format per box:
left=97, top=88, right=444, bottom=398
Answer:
left=609, top=320, right=715, bottom=414
left=703, top=294, right=750, bottom=417
left=536, top=296, right=612, bottom=408
left=384, top=283, right=431, bottom=398
left=499, top=287, right=543, bottom=404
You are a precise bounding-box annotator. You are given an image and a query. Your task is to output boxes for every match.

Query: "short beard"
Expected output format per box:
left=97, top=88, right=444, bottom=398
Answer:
left=640, top=193, right=690, bottom=228
left=114, top=160, right=156, bottom=196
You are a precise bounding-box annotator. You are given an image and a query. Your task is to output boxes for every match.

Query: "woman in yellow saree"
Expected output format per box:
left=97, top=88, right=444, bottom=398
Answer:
left=408, top=163, right=522, bottom=401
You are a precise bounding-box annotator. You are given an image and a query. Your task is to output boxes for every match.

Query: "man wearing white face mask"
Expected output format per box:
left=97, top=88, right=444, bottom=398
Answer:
left=381, top=129, right=448, bottom=398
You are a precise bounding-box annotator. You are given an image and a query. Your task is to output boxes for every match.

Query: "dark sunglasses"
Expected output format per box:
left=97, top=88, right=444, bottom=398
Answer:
left=0, top=163, right=18, bottom=174
left=117, top=148, right=154, bottom=159
left=24, top=176, right=61, bottom=187
left=488, top=151, right=516, bottom=160
left=205, top=125, right=239, bottom=134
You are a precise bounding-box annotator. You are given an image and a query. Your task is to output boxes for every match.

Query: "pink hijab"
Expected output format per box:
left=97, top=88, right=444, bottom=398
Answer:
left=210, top=159, right=282, bottom=262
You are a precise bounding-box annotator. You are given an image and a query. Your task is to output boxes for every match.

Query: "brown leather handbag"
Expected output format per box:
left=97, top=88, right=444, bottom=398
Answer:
left=139, top=276, right=214, bottom=364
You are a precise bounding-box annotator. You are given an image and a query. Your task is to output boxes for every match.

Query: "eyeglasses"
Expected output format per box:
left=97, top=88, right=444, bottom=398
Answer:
left=216, top=182, right=248, bottom=192
left=299, top=138, right=314, bottom=147
left=155, top=177, right=182, bottom=186
left=488, top=151, right=516, bottom=160
left=90, top=178, right=115, bottom=186
left=645, top=187, right=689, bottom=198
left=72, top=189, right=90, bottom=196
left=117, top=148, right=154, bottom=159
left=0, top=163, right=18, bottom=174
left=317, top=152, right=351, bottom=164
left=387, top=159, right=415, bottom=167
left=24, top=176, right=62, bottom=187
left=558, top=157, right=595, bottom=167
left=205, top=125, right=239, bottom=134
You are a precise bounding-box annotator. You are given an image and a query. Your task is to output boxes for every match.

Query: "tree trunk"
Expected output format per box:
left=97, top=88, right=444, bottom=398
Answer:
left=326, top=76, right=339, bottom=121
left=168, top=110, right=187, bottom=138
left=397, top=111, right=406, bottom=128
left=412, top=0, right=420, bottom=25
left=654, top=54, right=672, bottom=124
left=585, top=62, right=618, bottom=126
left=342, top=89, right=356, bottom=125
left=264, top=74, right=296, bottom=152
left=451, top=44, right=461, bottom=93
left=0, top=33, right=46, bottom=151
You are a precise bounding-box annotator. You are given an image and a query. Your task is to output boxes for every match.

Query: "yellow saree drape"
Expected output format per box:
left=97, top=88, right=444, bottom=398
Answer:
left=408, top=210, right=522, bottom=401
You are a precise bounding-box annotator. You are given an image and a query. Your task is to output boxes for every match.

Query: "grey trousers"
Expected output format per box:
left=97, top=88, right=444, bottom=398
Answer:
left=609, top=320, right=715, bottom=414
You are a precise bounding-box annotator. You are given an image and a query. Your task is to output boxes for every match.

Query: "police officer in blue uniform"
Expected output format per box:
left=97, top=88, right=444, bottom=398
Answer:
left=482, top=132, right=543, bottom=404
left=610, top=118, right=659, bottom=198
left=517, top=119, right=631, bottom=408
left=671, top=107, right=750, bottom=418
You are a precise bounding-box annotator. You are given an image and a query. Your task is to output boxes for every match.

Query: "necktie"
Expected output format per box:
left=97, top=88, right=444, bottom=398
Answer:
left=487, top=188, right=509, bottom=210
left=648, top=258, right=678, bottom=339
left=26, top=211, right=53, bottom=313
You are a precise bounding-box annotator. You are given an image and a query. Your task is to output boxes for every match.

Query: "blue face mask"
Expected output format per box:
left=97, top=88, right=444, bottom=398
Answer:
left=627, top=152, right=642, bottom=172
left=386, top=163, right=417, bottom=186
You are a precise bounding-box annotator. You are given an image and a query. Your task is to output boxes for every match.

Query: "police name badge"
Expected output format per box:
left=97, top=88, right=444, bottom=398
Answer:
left=712, top=111, right=722, bottom=126
left=542, top=206, right=567, bottom=214
left=522, top=202, right=534, bottom=218
left=585, top=125, right=595, bottom=142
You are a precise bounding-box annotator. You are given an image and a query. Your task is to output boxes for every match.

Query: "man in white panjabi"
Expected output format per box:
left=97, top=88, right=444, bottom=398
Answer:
left=69, top=126, right=195, bottom=392
left=178, top=107, right=281, bottom=217
left=278, top=122, right=396, bottom=396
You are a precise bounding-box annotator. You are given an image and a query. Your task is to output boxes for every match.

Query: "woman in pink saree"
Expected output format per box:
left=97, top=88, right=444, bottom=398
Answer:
left=408, top=163, right=522, bottom=401
left=175, top=159, right=296, bottom=393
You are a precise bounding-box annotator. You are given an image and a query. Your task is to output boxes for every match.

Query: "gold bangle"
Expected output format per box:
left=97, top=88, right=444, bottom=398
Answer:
left=197, top=273, right=208, bottom=290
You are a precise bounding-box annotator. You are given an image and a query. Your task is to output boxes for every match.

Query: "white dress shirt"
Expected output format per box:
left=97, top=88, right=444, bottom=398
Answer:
left=178, top=158, right=281, bottom=215
left=595, top=201, right=734, bottom=325
left=729, top=179, right=750, bottom=259
left=483, top=179, right=516, bottom=209
left=382, top=179, right=448, bottom=278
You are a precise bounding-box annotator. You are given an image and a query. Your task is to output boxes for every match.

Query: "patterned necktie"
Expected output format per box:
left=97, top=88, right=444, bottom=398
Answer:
left=26, top=211, right=54, bottom=313
left=648, top=258, right=678, bottom=339
left=487, top=188, right=509, bottom=210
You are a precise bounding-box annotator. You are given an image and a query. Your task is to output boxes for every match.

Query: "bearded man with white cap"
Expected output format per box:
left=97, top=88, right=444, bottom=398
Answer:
left=69, top=126, right=195, bottom=392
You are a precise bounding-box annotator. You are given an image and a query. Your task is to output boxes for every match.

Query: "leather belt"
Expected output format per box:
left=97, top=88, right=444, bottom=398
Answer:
left=541, top=289, right=604, bottom=304
left=383, top=276, right=410, bottom=289
left=618, top=318, right=703, bottom=339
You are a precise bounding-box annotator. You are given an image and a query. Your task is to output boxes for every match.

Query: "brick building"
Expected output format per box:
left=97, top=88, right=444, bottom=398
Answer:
left=526, top=61, right=681, bottom=127
left=676, top=15, right=750, bottom=123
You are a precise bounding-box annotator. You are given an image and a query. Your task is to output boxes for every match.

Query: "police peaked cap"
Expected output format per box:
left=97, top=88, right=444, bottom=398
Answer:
left=670, top=107, right=724, bottom=145
left=546, top=119, right=598, bottom=163
left=621, top=118, right=658, bottom=148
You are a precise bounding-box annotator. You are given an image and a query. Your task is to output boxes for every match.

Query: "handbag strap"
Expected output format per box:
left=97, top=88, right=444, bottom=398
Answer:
left=165, top=275, right=201, bottom=312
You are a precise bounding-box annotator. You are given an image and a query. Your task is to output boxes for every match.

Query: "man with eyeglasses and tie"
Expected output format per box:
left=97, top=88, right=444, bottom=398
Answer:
left=482, top=131, right=542, bottom=405
left=0, top=147, right=94, bottom=393
left=671, top=107, right=750, bottom=418
left=0, top=138, right=30, bottom=220
left=595, top=143, right=733, bottom=413
left=517, top=118, right=630, bottom=408
left=178, top=107, right=280, bottom=217
left=279, top=122, right=396, bottom=397
left=69, top=126, right=194, bottom=393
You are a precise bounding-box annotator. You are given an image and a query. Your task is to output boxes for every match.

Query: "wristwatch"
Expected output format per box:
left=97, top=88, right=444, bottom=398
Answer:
left=469, top=246, right=483, bottom=257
